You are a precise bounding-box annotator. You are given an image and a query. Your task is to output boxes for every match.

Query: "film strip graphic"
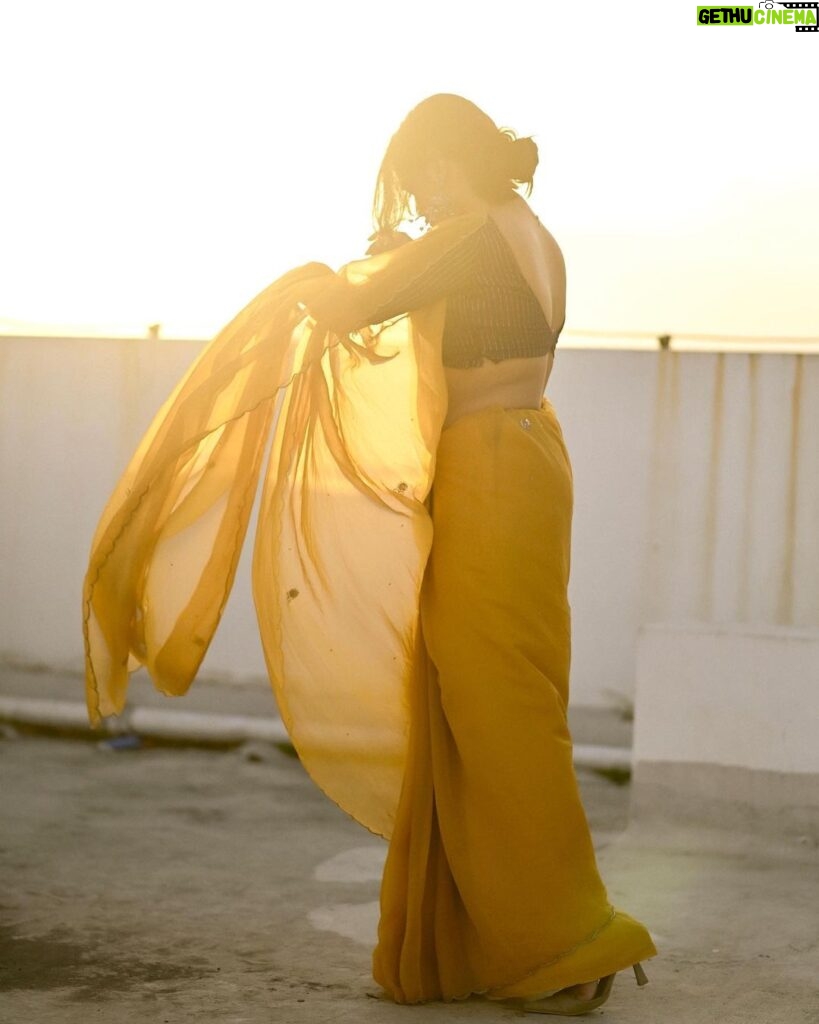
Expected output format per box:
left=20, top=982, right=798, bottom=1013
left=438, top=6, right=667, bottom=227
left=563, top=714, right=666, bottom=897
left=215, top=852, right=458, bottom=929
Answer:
left=774, top=2, right=819, bottom=31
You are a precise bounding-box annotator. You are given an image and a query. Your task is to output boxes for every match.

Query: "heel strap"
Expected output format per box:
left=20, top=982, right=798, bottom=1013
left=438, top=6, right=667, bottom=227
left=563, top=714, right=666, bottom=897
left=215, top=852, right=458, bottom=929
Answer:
left=633, top=962, right=649, bottom=987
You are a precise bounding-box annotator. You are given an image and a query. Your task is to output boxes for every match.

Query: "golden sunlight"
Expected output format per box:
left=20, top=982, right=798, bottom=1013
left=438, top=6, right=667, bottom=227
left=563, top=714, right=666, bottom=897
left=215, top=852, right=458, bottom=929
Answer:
left=0, top=1, right=816, bottom=344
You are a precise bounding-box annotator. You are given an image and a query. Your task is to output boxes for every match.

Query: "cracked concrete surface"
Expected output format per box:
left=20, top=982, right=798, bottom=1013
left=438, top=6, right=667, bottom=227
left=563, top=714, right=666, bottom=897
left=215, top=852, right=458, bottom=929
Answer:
left=0, top=730, right=817, bottom=1023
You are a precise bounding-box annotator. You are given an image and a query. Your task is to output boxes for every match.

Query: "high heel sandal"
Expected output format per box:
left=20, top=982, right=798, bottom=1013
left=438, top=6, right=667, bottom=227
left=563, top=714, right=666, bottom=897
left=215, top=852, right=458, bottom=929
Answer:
left=520, top=962, right=649, bottom=1016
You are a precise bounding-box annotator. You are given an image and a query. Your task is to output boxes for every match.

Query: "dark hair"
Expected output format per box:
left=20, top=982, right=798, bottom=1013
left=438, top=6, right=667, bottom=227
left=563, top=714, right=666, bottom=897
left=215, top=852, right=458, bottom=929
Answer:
left=372, top=94, right=539, bottom=233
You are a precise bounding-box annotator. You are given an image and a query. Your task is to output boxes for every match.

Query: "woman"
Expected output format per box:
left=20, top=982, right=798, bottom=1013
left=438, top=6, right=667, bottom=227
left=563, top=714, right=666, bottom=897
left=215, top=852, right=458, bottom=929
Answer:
left=83, top=94, right=656, bottom=1015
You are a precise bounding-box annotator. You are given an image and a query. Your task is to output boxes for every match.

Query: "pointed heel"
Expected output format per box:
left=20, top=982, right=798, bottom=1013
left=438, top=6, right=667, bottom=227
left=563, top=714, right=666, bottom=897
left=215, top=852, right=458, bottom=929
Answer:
left=633, top=962, right=649, bottom=987
left=519, top=964, right=648, bottom=1015
left=521, top=975, right=614, bottom=1015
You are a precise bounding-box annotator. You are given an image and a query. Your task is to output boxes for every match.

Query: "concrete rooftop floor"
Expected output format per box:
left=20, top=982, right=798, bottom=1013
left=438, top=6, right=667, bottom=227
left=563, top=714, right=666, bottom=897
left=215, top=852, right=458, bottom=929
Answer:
left=0, top=719, right=817, bottom=1023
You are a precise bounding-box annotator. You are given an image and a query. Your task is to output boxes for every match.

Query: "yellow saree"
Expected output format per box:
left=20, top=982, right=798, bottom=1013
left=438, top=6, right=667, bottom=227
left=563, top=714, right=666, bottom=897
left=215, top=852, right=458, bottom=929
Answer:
left=82, top=208, right=655, bottom=1002
left=373, top=404, right=656, bottom=1001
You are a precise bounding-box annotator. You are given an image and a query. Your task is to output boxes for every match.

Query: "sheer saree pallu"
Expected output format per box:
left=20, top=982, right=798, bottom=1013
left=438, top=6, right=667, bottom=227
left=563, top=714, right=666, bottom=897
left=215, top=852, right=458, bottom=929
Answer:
left=82, top=211, right=486, bottom=836
left=373, top=403, right=656, bottom=1002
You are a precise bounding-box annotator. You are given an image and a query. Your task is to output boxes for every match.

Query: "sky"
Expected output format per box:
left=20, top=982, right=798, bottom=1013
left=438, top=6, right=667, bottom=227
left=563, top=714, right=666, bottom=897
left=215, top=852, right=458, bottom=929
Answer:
left=1, top=0, right=817, bottom=345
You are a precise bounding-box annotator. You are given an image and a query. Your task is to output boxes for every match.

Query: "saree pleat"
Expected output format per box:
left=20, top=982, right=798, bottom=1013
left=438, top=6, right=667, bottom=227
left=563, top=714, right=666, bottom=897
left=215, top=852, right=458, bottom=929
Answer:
left=373, top=403, right=656, bottom=1001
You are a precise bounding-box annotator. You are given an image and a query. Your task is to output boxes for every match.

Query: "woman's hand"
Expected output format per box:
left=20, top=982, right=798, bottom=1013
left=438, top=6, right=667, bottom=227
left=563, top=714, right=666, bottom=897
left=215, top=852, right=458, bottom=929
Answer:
left=365, top=230, right=413, bottom=256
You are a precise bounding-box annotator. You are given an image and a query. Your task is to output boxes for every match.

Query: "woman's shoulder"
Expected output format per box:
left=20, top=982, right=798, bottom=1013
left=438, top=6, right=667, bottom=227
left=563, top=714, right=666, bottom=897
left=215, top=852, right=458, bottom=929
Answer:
left=487, top=196, right=565, bottom=269
left=487, top=194, right=551, bottom=238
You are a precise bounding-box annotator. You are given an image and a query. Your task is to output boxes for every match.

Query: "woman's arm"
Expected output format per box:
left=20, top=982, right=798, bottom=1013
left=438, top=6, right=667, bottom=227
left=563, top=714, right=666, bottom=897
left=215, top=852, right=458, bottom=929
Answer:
left=302, top=214, right=488, bottom=336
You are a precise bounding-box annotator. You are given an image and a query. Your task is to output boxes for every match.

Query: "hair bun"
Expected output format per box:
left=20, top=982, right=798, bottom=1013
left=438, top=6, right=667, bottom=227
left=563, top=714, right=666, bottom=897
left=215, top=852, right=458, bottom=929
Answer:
left=375, top=97, right=541, bottom=230
left=506, top=135, right=539, bottom=183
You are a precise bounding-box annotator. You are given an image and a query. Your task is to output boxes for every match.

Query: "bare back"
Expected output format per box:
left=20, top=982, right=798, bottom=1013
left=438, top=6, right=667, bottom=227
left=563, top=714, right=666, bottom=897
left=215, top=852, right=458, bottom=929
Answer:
left=443, top=194, right=566, bottom=428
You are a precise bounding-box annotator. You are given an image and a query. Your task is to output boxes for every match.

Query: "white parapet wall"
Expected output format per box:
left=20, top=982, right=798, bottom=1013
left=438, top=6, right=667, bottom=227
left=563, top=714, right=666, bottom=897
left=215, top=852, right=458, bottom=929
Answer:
left=632, top=622, right=819, bottom=839
left=1, top=336, right=661, bottom=710
left=1, top=336, right=818, bottom=731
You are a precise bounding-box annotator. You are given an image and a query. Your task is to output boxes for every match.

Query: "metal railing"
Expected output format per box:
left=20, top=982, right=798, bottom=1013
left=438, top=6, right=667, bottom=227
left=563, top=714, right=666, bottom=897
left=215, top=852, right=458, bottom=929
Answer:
left=561, top=329, right=819, bottom=353
left=3, top=328, right=819, bottom=354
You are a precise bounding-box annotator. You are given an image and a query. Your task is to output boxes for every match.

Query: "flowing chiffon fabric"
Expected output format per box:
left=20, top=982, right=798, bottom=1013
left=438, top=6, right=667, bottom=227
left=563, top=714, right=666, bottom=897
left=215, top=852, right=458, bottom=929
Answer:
left=83, top=212, right=485, bottom=835
left=82, top=207, right=655, bottom=1001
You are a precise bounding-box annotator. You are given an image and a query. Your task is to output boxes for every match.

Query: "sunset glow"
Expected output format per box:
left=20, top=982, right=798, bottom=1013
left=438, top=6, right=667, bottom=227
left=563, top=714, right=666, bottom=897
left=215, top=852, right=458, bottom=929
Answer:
left=1, top=1, right=817, bottom=344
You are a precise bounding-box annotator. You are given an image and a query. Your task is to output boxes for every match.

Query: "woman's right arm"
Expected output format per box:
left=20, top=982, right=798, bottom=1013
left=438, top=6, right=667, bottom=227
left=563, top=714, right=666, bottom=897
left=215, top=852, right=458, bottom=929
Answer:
left=301, top=217, right=486, bottom=336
